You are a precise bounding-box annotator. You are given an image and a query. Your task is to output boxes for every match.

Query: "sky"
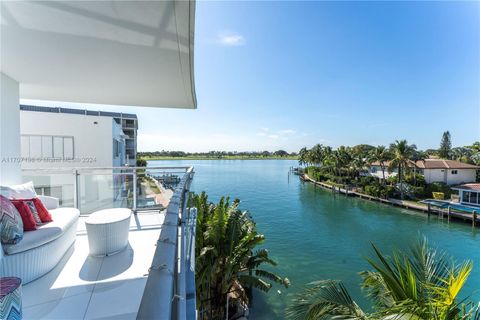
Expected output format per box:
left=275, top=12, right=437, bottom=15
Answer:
left=24, top=1, right=480, bottom=152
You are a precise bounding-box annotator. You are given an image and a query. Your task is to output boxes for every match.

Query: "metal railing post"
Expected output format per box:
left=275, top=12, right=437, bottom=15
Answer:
left=133, top=169, right=137, bottom=212
left=73, top=169, right=79, bottom=209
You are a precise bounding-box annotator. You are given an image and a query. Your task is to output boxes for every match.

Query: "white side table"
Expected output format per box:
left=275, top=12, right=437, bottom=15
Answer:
left=85, top=208, right=132, bottom=256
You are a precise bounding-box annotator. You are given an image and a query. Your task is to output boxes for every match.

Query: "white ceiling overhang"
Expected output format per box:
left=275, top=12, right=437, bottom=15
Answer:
left=0, top=0, right=196, bottom=109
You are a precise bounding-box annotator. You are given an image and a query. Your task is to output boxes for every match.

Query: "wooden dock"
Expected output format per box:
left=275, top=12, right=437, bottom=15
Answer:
left=300, top=174, right=480, bottom=227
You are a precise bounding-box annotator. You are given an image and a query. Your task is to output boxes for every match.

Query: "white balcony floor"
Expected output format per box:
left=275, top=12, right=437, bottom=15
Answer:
left=22, top=210, right=166, bottom=320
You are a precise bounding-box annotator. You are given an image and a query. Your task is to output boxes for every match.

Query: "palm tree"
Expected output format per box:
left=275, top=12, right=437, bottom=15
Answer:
left=411, top=150, right=428, bottom=186
left=467, top=142, right=480, bottom=165
left=389, top=140, right=417, bottom=199
left=286, top=239, right=479, bottom=320
left=190, top=192, right=289, bottom=319
left=469, top=142, right=480, bottom=152
left=299, top=147, right=309, bottom=166
left=332, top=146, right=352, bottom=179
left=351, top=150, right=367, bottom=181
left=309, top=144, right=324, bottom=167
left=368, top=146, right=391, bottom=185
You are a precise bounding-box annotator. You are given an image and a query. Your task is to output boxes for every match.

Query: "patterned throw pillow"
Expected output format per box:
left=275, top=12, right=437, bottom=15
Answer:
left=0, top=195, right=24, bottom=244
left=25, top=200, right=42, bottom=225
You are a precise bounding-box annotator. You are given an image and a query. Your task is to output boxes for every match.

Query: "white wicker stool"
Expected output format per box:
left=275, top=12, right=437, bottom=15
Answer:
left=85, top=208, right=132, bottom=256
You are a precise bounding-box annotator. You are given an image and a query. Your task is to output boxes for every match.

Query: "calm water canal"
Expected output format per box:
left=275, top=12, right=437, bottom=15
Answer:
left=149, top=159, right=480, bottom=319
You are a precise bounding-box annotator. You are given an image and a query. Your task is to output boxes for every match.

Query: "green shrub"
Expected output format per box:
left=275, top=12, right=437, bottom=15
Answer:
left=358, top=176, right=378, bottom=188
left=363, top=184, right=388, bottom=198
left=412, top=186, right=427, bottom=198
left=403, top=173, right=426, bottom=186
left=385, top=186, right=395, bottom=198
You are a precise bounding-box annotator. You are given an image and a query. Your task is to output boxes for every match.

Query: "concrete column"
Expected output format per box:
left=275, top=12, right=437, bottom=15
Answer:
left=0, top=73, right=21, bottom=185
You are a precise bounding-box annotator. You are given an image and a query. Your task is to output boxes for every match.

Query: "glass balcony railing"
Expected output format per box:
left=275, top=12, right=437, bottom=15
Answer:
left=22, top=166, right=192, bottom=215
left=22, top=165, right=197, bottom=319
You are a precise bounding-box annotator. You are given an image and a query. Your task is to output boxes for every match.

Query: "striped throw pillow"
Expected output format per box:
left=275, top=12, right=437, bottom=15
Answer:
left=0, top=195, right=24, bottom=245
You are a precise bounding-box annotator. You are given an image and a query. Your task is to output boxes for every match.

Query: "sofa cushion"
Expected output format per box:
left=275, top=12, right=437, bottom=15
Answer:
left=3, top=207, right=79, bottom=255
left=10, top=200, right=37, bottom=231
left=0, top=181, right=37, bottom=199
left=0, top=195, right=24, bottom=245
left=33, top=198, right=53, bottom=223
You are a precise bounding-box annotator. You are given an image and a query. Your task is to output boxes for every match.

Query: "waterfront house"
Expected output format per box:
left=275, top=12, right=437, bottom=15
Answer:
left=414, top=159, right=479, bottom=185
left=451, top=183, right=480, bottom=206
left=1, top=1, right=197, bottom=319
left=365, top=161, right=403, bottom=180
left=365, top=159, right=478, bottom=185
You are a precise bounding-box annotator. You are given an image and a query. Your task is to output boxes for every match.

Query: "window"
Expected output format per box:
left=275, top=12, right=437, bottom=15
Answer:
left=42, top=136, right=53, bottom=158
left=463, top=191, right=480, bottom=205
left=451, top=170, right=458, bottom=175
left=63, top=137, right=74, bottom=159
left=470, top=192, right=478, bottom=204
left=29, top=136, right=42, bottom=157
left=21, top=135, right=74, bottom=159
left=113, top=139, right=119, bottom=158
left=53, top=137, right=63, bottom=158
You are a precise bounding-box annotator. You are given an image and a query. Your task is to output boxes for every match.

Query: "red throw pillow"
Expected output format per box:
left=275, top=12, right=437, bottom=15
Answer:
left=32, top=198, right=53, bottom=223
left=10, top=200, right=37, bottom=231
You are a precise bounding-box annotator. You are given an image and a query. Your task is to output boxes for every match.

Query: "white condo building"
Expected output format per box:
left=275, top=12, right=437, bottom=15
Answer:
left=19, top=105, right=139, bottom=211
left=20, top=105, right=138, bottom=169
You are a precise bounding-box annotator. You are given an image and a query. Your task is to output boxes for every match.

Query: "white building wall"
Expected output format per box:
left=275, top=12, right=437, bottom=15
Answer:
left=423, top=168, right=476, bottom=185
left=423, top=169, right=446, bottom=184
left=445, top=169, right=476, bottom=185
left=20, top=111, right=127, bottom=213
left=0, top=73, right=21, bottom=185
left=20, top=112, right=115, bottom=169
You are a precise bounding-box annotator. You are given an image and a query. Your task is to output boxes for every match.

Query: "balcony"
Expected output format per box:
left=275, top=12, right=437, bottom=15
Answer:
left=17, top=166, right=196, bottom=319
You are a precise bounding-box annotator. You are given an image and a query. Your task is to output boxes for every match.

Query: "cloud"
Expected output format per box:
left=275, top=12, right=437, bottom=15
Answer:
left=256, top=128, right=297, bottom=139
left=280, top=129, right=296, bottom=134
left=216, top=30, right=246, bottom=46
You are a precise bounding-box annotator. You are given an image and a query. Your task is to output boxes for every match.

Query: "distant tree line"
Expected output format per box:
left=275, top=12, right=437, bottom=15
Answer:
left=138, top=150, right=297, bottom=159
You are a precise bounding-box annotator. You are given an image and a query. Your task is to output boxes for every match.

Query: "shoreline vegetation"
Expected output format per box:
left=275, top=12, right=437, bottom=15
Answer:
left=138, top=150, right=298, bottom=161
left=297, top=136, right=479, bottom=201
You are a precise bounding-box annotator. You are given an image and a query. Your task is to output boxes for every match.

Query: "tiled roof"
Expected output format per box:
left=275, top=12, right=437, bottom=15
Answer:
left=369, top=160, right=415, bottom=167
left=452, top=183, right=480, bottom=191
left=415, top=159, right=479, bottom=169
left=369, top=159, right=479, bottom=169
